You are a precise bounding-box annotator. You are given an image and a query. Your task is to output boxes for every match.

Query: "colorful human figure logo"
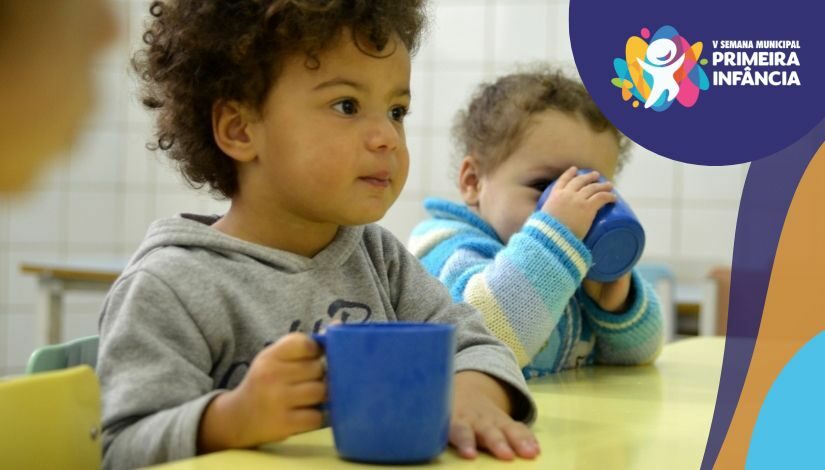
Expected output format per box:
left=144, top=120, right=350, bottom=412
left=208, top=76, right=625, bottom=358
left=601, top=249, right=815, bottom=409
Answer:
left=612, top=25, right=710, bottom=111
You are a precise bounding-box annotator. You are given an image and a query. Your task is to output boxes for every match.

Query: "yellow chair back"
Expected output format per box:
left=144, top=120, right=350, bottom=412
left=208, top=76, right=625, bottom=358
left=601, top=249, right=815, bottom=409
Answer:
left=0, top=366, right=101, bottom=469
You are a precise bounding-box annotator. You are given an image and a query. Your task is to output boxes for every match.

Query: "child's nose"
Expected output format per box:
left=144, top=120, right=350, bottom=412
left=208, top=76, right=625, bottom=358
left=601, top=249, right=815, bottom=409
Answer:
left=364, top=115, right=400, bottom=154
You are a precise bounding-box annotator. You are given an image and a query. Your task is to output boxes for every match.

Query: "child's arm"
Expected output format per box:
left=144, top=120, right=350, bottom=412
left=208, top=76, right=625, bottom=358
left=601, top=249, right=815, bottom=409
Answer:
left=412, top=169, right=615, bottom=369
left=545, top=168, right=663, bottom=365
left=373, top=226, right=538, bottom=459
left=98, top=271, right=324, bottom=468
left=577, top=270, right=665, bottom=365
left=450, top=371, right=539, bottom=460
left=98, top=271, right=221, bottom=468
left=198, top=333, right=325, bottom=453
left=412, top=206, right=593, bottom=367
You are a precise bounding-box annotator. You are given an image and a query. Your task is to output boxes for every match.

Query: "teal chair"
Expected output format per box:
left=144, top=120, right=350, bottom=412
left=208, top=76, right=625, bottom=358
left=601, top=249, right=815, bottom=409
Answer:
left=26, top=335, right=99, bottom=374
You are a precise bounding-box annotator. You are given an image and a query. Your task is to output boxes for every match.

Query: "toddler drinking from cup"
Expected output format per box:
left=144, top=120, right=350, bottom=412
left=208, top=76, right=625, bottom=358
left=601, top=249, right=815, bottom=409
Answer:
left=410, top=67, right=664, bottom=378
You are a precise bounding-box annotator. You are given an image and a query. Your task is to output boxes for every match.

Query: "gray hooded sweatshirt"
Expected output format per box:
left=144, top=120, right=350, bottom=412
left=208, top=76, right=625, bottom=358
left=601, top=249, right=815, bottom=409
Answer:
left=97, top=214, right=536, bottom=469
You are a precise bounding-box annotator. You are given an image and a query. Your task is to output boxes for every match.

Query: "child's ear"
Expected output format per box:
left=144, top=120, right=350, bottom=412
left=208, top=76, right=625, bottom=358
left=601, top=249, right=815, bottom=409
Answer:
left=212, top=100, right=257, bottom=163
left=458, top=155, right=482, bottom=206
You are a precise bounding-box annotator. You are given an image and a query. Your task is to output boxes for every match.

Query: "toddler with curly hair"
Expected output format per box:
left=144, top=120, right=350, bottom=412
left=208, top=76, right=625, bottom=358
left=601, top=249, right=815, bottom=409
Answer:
left=96, top=1, right=539, bottom=468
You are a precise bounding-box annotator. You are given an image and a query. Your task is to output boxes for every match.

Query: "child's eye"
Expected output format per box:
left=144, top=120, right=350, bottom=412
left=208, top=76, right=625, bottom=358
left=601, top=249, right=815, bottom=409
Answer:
left=389, top=105, right=409, bottom=123
left=528, top=179, right=553, bottom=192
left=332, top=99, right=359, bottom=115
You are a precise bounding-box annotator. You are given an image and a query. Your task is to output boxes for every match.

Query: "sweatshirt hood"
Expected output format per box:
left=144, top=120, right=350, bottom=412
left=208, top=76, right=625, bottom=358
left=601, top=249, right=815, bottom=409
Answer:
left=128, top=213, right=365, bottom=274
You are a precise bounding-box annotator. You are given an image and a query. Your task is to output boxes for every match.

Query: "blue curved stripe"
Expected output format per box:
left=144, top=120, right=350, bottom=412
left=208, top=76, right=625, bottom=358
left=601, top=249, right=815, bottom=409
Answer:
left=747, top=331, right=825, bottom=468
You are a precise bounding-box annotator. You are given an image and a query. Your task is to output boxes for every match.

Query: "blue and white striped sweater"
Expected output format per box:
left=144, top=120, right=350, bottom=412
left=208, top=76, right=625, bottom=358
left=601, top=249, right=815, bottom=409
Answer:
left=410, top=198, right=664, bottom=378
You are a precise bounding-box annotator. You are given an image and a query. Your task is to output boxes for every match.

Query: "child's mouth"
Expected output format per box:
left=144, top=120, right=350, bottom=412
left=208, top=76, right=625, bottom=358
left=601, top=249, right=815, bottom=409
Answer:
left=360, top=171, right=391, bottom=188
left=359, top=177, right=390, bottom=188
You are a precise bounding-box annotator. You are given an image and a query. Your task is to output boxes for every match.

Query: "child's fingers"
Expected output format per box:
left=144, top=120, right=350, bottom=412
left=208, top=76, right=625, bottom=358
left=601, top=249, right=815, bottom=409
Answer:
left=502, top=422, right=540, bottom=459
left=270, top=332, right=322, bottom=361
left=278, top=359, right=325, bottom=384
left=286, top=380, right=326, bottom=407
left=588, top=191, right=618, bottom=207
left=475, top=424, right=515, bottom=461
left=565, top=170, right=601, bottom=192
left=286, top=408, right=324, bottom=434
left=449, top=421, right=478, bottom=459
left=552, top=166, right=579, bottom=189
left=579, top=181, right=614, bottom=199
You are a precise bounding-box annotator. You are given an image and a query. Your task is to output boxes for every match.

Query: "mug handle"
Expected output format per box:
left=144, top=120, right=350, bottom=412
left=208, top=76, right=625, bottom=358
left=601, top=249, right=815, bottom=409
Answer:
left=311, top=333, right=326, bottom=349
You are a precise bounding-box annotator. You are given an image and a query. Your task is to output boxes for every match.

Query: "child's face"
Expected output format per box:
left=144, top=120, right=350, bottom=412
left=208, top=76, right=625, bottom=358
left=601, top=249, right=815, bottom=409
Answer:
left=245, top=32, right=411, bottom=227
left=468, top=110, right=620, bottom=243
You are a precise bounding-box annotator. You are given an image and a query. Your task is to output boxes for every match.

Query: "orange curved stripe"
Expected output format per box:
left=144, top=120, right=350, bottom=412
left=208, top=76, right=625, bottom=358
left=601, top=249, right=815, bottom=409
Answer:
left=715, top=142, right=825, bottom=468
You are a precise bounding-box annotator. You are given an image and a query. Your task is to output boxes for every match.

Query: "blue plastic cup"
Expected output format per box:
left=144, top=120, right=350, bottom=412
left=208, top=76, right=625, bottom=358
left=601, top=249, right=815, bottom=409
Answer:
left=312, top=322, right=456, bottom=463
left=537, top=169, right=645, bottom=282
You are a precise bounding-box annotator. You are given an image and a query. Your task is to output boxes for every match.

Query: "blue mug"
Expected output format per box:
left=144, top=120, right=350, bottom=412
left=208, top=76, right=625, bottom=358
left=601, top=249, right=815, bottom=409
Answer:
left=537, top=169, right=645, bottom=282
left=312, top=322, right=456, bottom=463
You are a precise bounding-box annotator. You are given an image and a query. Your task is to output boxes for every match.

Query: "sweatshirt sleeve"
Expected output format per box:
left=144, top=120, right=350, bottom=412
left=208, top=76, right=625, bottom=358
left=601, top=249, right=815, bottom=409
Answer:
left=417, top=211, right=592, bottom=368
left=379, top=229, right=537, bottom=425
left=97, top=270, right=219, bottom=470
left=578, top=269, right=665, bottom=365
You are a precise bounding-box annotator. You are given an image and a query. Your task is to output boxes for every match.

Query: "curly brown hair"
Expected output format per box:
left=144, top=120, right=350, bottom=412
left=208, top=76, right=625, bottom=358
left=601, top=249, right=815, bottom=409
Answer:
left=134, top=0, right=428, bottom=198
left=452, top=66, right=631, bottom=179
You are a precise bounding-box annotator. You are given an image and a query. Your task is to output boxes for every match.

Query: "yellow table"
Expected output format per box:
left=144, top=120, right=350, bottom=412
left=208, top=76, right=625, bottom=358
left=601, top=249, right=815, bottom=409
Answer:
left=154, top=337, right=723, bottom=469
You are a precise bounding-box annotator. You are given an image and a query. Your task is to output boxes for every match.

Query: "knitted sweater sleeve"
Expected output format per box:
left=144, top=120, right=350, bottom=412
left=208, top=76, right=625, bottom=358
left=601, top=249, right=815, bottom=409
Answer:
left=413, top=211, right=592, bottom=367
left=577, top=270, right=665, bottom=365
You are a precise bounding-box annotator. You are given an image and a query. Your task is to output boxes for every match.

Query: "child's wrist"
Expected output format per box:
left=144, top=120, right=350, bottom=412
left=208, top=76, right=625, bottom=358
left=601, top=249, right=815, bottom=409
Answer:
left=198, top=390, right=243, bottom=453
left=524, top=212, right=592, bottom=281
left=455, top=370, right=512, bottom=416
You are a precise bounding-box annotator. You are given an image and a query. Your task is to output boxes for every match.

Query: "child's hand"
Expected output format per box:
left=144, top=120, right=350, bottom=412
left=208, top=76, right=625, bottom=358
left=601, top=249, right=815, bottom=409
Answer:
left=198, top=333, right=326, bottom=453
left=540, top=166, right=616, bottom=239
left=582, top=273, right=632, bottom=312
left=449, top=371, right=539, bottom=461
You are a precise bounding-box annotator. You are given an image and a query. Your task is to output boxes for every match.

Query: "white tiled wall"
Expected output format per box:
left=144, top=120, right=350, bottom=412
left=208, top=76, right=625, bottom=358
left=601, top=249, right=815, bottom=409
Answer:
left=0, top=0, right=745, bottom=374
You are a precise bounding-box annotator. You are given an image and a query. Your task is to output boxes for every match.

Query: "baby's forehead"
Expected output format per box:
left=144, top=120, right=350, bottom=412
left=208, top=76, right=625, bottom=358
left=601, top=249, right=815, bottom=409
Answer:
left=506, top=118, right=620, bottom=169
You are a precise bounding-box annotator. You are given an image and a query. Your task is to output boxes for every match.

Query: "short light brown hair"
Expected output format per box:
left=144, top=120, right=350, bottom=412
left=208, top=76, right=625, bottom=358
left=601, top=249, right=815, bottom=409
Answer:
left=452, top=65, right=631, bottom=177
